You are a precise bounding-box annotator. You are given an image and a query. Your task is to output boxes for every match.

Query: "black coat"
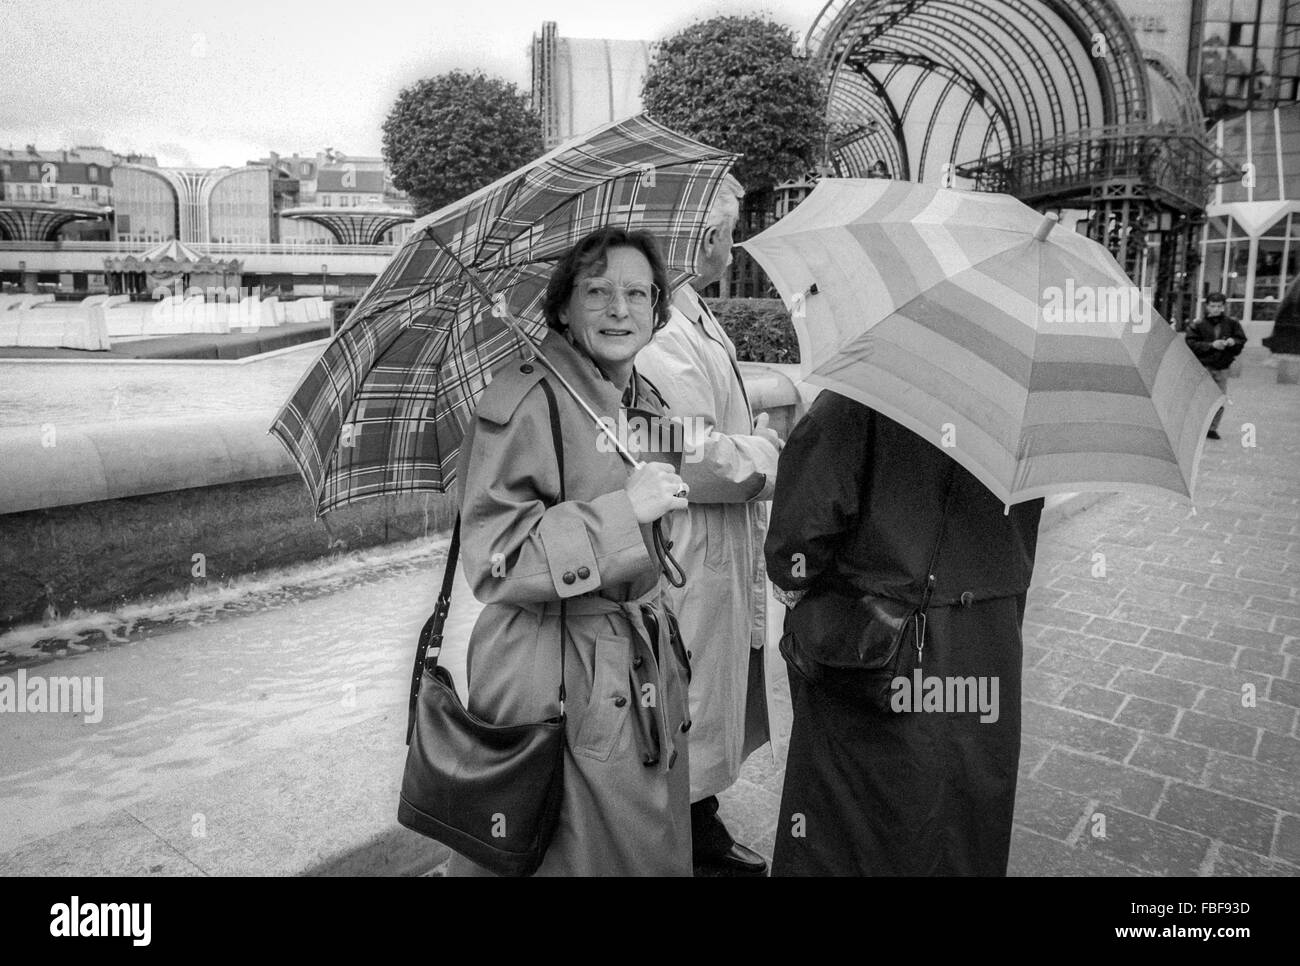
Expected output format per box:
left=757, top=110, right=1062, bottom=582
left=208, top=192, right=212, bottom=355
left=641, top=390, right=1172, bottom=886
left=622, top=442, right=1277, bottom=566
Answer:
left=764, top=391, right=1043, bottom=876
left=1185, top=314, right=1247, bottom=371
left=764, top=391, right=1041, bottom=607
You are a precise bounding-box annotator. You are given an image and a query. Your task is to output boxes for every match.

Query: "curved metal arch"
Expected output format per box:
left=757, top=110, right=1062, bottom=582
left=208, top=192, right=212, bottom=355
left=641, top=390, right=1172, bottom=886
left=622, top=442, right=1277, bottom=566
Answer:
left=842, top=47, right=1014, bottom=179
left=1144, top=50, right=1206, bottom=130
left=900, top=2, right=1063, bottom=144
left=810, top=0, right=1153, bottom=154
left=869, top=27, right=1022, bottom=145
left=826, top=69, right=910, bottom=178
left=916, top=74, right=960, bottom=182
left=1035, top=0, right=1149, bottom=125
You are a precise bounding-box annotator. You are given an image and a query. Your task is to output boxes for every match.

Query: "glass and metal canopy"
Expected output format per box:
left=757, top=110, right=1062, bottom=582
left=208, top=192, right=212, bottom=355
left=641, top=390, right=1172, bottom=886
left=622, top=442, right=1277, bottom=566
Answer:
left=0, top=201, right=112, bottom=242
left=803, top=0, right=1240, bottom=321
left=281, top=207, right=415, bottom=246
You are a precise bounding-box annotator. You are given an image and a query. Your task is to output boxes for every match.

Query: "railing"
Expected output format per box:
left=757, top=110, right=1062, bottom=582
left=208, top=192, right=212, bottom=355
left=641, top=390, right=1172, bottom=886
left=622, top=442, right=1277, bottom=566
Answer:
left=955, top=124, right=1240, bottom=209
left=0, top=240, right=399, bottom=256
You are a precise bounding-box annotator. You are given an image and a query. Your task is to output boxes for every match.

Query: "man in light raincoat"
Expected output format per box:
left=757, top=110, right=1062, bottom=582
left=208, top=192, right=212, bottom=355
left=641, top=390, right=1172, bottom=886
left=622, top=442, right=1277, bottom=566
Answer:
left=636, top=176, right=783, bottom=875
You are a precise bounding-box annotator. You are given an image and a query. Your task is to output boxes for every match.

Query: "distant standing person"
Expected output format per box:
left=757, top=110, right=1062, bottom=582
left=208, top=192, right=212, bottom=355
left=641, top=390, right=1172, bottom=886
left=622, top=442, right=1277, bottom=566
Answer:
left=1185, top=292, right=1246, bottom=440
left=636, top=175, right=783, bottom=876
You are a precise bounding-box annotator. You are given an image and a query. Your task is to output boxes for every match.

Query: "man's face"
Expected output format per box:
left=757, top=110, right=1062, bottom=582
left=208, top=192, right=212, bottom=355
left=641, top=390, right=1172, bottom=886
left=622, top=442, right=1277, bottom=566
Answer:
left=1206, top=301, right=1225, bottom=317
left=696, top=216, right=736, bottom=288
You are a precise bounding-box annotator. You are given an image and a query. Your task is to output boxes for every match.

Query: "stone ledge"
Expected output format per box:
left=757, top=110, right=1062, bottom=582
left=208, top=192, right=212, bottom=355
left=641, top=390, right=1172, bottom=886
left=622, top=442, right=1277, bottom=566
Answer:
left=0, top=415, right=293, bottom=516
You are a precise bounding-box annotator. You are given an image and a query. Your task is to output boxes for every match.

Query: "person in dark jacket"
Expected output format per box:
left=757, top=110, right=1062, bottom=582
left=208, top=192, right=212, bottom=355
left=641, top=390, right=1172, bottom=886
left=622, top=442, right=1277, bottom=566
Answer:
left=1185, top=292, right=1247, bottom=439
left=764, top=392, right=1042, bottom=876
left=1262, top=276, right=1300, bottom=355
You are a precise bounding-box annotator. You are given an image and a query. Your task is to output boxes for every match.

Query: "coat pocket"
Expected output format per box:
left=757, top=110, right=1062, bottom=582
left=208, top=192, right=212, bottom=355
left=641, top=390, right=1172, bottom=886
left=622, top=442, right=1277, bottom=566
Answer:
left=570, top=630, right=631, bottom=762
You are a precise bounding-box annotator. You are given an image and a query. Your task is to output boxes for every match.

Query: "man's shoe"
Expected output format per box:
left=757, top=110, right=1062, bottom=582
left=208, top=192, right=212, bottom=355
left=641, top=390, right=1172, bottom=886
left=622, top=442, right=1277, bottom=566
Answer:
left=1207, top=430, right=1221, bottom=440
left=693, top=842, right=769, bottom=877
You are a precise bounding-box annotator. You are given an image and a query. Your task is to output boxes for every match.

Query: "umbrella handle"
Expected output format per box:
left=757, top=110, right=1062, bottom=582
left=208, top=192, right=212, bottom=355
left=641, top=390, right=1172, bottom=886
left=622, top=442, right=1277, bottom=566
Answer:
left=653, top=520, right=686, bottom=588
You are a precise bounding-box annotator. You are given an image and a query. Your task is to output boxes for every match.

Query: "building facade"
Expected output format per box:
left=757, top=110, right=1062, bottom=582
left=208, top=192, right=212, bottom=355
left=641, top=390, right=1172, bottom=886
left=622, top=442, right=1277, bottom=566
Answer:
left=531, top=21, right=653, bottom=148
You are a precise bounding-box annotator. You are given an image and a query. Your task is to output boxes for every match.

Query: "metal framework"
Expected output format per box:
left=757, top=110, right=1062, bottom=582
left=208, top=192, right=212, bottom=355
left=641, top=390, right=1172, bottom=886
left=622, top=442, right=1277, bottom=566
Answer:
left=800, top=0, right=1239, bottom=321
left=0, top=201, right=111, bottom=242
left=281, top=208, right=415, bottom=246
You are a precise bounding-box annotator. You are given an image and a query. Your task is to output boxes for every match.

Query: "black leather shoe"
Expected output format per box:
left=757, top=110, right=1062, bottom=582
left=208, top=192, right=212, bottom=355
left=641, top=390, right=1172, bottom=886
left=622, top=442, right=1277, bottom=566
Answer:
left=694, top=842, right=769, bottom=877
left=1207, top=430, right=1221, bottom=440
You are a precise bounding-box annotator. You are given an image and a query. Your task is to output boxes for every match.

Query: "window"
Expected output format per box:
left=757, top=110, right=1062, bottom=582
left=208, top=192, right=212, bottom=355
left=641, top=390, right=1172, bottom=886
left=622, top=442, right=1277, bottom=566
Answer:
left=0, top=163, right=8, bottom=178
left=49, top=185, right=58, bottom=199
left=88, top=165, right=98, bottom=182
left=28, top=163, right=38, bottom=179
left=14, top=184, right=23, bottom=199
left=300, top=162, right=311, bottom=176
left=90, top=187, right=99, bottom=201
left=322, top=195, right=331, bottom=206
left=71, top=185, right=80, bottom=196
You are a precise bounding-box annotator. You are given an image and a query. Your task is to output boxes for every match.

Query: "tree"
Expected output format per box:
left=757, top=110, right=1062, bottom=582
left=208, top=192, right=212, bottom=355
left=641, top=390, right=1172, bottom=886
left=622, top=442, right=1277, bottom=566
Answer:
left=382, top=70, right=544, bottom=216
left=641, top=16, right=827, bottom=191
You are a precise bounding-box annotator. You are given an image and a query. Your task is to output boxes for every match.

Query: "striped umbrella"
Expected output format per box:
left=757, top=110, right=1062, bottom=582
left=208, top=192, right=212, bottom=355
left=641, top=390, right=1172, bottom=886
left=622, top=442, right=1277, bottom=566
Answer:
left=741, top=178, right=1223, bottom=505
left=270, top=115, right=737, bottom=513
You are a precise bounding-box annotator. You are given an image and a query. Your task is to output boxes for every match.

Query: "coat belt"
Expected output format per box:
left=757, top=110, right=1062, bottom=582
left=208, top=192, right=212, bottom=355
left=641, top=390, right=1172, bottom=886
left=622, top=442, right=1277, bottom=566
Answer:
left=523, top=587, right=683, bottom=773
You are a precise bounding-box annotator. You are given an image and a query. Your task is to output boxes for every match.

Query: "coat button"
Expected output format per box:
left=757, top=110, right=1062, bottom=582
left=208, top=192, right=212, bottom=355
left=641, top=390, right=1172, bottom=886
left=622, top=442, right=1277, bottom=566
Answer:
left=680, top=719, right=692, bottom=733
left=577, top=566, right=590, bottom=579
left=614, top=696, right=627, bottom=708
left=668, top=749, right=678, bottom=769
left=562, top=571, right=576, bottom=584
left=520, top=364, right=534, bottom=373
left=642, top=754, right=659, bottom=767
left=632, top=656, right=643, bottom=669
left=960, top=591, right=974, bottom=607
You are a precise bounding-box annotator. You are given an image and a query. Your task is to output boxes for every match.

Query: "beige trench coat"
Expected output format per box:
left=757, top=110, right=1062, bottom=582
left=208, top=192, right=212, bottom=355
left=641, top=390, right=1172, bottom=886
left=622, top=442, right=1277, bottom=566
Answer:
left=446, top=329, right=693, bottom=877
left=635, top=286, right=781, bottom=801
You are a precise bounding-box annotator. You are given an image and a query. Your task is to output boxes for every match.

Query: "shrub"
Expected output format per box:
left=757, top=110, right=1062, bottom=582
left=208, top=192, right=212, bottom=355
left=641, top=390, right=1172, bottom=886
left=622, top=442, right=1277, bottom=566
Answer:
left=705, top=297, right=799, bottom=364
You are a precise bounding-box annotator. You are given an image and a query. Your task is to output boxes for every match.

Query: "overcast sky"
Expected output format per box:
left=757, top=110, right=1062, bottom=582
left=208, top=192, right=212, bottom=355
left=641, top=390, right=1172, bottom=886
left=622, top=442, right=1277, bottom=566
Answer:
left=1, top=0, right=824, bottom=168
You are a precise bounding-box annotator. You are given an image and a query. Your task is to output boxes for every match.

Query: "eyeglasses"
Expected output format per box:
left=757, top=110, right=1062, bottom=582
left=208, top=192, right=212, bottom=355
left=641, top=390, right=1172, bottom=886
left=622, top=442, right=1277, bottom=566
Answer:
left=578, top=277, right=659, bottom=313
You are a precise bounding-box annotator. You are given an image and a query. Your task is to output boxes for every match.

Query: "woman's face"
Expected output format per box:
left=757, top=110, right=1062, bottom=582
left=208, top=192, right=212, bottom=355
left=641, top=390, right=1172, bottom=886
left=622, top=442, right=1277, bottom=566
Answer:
left=559, top=245, right=657, bottom=379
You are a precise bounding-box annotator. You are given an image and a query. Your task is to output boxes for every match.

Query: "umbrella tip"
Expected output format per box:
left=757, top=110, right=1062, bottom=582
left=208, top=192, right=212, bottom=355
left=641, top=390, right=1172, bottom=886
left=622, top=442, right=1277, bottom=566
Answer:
left=1034, top=213, right=1059, bottom=242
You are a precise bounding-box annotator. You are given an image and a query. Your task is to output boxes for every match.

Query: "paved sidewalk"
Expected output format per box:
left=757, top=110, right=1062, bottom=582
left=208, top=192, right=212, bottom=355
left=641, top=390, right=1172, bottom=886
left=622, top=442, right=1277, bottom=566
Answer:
left=719, top=361, right=1300, bottom=876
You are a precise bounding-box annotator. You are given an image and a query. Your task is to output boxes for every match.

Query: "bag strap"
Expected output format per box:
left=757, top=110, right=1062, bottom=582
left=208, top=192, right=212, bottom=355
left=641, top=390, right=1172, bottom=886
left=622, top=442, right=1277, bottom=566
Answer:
left=912, top=459, right=959, bottom=663
left=405, top=376, right=568, bottom=744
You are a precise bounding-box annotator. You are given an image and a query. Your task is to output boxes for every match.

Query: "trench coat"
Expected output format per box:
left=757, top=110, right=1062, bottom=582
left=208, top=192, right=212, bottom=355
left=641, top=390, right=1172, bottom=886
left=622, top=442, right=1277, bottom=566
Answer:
left=445, top=329, right=693, bottom=877
left=635, top=286, right=780, bottom=801
left=764, top=391, right=1043, bottom=876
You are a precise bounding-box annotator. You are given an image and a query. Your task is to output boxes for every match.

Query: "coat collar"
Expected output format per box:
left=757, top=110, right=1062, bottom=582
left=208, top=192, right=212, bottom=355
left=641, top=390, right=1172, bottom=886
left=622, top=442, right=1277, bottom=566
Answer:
left=537, top=328, right=663, bottom=415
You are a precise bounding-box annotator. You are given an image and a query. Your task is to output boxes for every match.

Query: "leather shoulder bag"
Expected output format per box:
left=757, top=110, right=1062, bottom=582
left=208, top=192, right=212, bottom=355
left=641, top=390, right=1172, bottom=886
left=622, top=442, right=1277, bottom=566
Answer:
left=397, top=378, right=568, bottom=877
left=778, top=463, right=958, bottom=713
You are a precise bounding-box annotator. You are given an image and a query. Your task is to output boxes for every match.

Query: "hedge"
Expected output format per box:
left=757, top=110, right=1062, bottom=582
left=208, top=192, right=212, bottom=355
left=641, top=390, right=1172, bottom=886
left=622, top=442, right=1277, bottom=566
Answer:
left=704, top=298, right=800, bottom=364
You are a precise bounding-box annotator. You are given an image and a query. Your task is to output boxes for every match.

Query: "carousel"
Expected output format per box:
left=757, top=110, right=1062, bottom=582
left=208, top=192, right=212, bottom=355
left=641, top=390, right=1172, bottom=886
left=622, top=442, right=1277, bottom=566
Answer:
left=102, top=239, right=243, bottom=297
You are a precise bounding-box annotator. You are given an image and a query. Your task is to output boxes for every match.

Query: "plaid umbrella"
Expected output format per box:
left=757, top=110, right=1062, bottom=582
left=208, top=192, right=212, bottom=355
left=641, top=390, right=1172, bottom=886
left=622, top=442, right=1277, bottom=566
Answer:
left=741, top=178, right=1224, bottom=506
left=271, top=115, right=737, bottom=513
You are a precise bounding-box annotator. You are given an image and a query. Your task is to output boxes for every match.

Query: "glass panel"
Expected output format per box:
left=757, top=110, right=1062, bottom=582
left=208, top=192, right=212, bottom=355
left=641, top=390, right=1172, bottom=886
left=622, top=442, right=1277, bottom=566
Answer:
left=1204, top=20, right=1231, bottom=46
left=1202, top=241, right=1228, bottom=292
left=1260, top=23, right=1280, bottom=47
left=1207, top=0, right=1231, bottom=19
left=1226, top=239, right=1253, bottom=297
left=1207, top=216, right=1230, bottom=239
left=1263, top=0, right=1282, bottom=20
left=1263, top=215, right=1289, bottom=238
left=1233, top=0, right=1261, bottom=19
left=1256, top=237, right=1287, bottom=297
left=1252, top=299, right=1280, bottom=320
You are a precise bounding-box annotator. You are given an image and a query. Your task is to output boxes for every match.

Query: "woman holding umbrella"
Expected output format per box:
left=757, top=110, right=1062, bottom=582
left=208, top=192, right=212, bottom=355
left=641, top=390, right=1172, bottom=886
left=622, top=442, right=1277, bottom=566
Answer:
left=445, top=227, right=696, bottom=876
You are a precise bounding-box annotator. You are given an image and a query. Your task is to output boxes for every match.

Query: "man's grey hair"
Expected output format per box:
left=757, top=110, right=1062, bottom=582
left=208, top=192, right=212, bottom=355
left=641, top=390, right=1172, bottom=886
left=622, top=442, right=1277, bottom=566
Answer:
left=706, top=175, right=744, bottom=229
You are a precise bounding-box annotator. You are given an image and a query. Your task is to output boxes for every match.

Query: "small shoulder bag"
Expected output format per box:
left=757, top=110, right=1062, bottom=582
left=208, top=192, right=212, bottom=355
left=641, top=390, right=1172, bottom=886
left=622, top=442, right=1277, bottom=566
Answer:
left=778, top=462, right=958, bottom=713
left=397, top=379, right=568, bottom=877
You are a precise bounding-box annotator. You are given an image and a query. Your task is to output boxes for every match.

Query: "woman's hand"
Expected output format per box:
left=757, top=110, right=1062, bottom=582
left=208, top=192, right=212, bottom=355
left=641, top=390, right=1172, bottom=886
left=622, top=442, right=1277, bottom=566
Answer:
left=624, top=461, right=688, bottom=524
